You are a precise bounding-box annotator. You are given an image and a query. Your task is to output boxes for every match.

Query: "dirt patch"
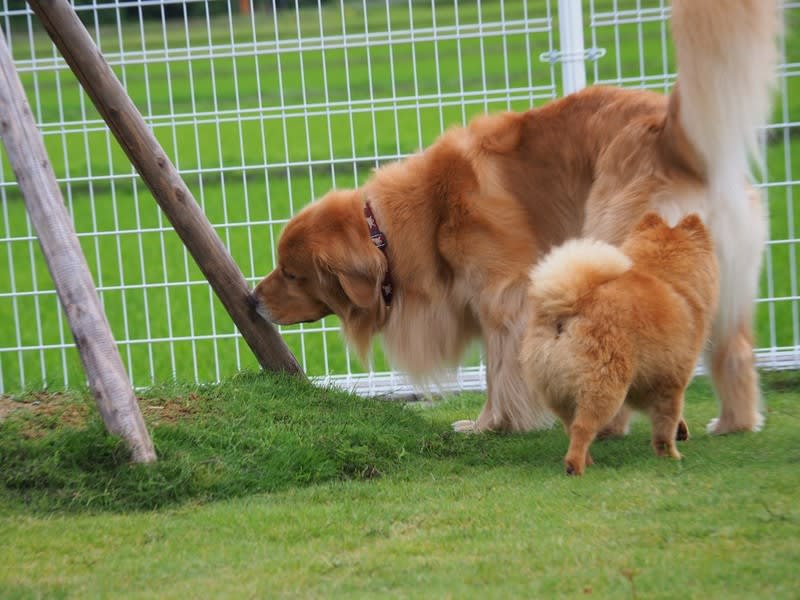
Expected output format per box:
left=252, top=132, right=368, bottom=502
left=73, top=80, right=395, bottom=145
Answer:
left=0, top=392, right=89, bottom=439
left=0, top=395, right=24, bottom=421
left=1, top=391, right=202, bottom=437
left=139, top=393, right=202, bottom=425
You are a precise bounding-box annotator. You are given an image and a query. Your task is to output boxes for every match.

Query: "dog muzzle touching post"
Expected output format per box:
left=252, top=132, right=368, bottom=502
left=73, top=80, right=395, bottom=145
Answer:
left=248, top=291, right=273, bottom=323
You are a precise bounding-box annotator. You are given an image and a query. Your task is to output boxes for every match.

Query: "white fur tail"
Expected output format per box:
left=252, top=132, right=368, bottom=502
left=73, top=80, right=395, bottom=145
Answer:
left=671, top=0, right=780, bottom=334
left=528, top=239, right=632, bottom=321
left=672, top=0, right=780, bottom=180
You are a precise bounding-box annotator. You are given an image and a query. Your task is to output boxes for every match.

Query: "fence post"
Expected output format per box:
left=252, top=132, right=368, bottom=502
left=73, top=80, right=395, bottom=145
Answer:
left=557, top=0, right=587, bottom=94
left=0, top=29, right=156, bottom=463
left=26, top=0, right=305, bottom=379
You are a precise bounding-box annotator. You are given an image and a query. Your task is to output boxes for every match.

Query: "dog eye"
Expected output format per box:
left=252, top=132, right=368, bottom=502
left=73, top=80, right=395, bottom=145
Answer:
left=282, top=268, right=297, bottom=281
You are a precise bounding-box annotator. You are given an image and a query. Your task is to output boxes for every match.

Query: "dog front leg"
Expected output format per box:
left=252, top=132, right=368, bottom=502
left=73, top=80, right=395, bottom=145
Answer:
left=453, top=320, right=554, bottom=433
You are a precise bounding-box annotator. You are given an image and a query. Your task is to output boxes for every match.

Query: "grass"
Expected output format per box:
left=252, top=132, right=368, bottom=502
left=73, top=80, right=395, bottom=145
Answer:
left=1, top=370, right=799, bottom=597
left=1, top=1, right=798, bottom=391
left=0, top=5, right=798, bottom=597
left=0, top=373, right=422, bottom=511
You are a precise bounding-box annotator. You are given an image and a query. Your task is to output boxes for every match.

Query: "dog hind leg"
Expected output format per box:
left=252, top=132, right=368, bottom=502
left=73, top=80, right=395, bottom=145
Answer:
left=706, top=195, right=765, bottom=434
left=648, top=387, right=686, bottom=459
left=706, top=315, right=763, bottom=434
left=564, top=388, right=628, bottom=476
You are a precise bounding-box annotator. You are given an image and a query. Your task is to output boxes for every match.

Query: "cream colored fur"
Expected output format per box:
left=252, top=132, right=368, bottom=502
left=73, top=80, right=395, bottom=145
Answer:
left=667, top=0, right=778, bottom=432
left=530, top=239, right=633, bottom=319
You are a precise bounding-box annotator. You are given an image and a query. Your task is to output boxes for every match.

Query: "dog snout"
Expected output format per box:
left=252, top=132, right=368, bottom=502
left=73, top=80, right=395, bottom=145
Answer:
left=248, top=289, right=273, bottom=322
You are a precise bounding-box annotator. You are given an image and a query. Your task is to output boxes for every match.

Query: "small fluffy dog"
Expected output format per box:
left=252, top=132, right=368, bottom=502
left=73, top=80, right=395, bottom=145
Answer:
left=521, top=213, right=719, bottom=475
left=251, top=0, right=779, bottom=435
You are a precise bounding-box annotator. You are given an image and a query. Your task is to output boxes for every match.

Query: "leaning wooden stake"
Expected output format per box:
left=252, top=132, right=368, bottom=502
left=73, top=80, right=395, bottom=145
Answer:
left=27, top=0, right=304, bottom=378
left=0, top=30, right=156, bottom=463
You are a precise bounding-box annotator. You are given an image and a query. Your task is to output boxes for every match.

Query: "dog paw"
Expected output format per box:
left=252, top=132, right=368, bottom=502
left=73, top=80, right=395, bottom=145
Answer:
left=654, top=441, right=682, bottom=459
left=676, top=419, right=690, bottom=441
left=564, top=458, right=584, bottom=476
left=451, top=419, right=477, bottom=434
left=706, top=413, right=764, bottom=435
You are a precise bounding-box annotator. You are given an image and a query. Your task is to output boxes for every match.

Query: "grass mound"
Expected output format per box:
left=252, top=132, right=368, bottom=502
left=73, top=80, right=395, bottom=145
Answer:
left=0, top=373, right=457, bottom=512
left=2, top=371, right=799, bottom=515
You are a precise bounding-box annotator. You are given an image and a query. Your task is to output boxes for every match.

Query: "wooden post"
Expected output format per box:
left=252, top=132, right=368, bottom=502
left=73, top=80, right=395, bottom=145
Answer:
left=26, top=0, right=304, bottom=378
left=0, top=30, right=156, bottom=463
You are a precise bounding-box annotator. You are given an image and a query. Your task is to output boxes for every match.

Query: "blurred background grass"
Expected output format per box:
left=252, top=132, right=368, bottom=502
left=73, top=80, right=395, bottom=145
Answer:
left=0, top=0, right=797, bottom=391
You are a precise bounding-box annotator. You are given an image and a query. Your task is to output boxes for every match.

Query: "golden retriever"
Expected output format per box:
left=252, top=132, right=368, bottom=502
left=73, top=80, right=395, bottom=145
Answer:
left=520, top=213, right=719, bottom=475
left=251, top=0, right=779, bottom=435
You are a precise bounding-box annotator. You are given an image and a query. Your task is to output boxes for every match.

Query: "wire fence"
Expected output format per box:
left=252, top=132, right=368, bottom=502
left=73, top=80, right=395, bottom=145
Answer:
left=0, top=0, right=797, bottom=395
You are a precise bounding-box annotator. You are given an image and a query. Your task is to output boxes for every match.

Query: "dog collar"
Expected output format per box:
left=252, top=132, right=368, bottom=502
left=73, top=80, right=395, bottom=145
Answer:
left=364, top=201, right=393, bottom=307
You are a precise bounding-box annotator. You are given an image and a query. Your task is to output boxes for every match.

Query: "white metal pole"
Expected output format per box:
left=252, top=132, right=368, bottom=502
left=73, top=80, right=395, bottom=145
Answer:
left=558, top=0, right=587, bottom=95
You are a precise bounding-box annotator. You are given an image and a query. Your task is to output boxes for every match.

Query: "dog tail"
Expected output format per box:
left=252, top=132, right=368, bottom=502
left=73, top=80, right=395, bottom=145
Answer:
left=671, top=0, right=780, bottom=180
left=669, top=0, right=780, bottom=332
left=528, top=239, right=632, bottom=322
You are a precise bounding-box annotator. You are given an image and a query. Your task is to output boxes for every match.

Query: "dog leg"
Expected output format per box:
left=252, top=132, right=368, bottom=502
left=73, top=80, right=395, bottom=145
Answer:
left=475, top=321, right=554, bottom=433
left=705, top=186, right=765, bottom=434
left=564, top=391, right=626, bottom=476
left=598, top=398, right=689, bottom=442
left=564, top=420, right=598, bottom=476
left=597, top=405, right=632, bottom=439
left=706, top=316, right=763, bottom=434
left=648, top=388, right=685, bottom=459
left=456, top=299, right=554, bottom=433
left=675, top=418, right=690, bottom=441
left=471, top=331, right=529, bottom=432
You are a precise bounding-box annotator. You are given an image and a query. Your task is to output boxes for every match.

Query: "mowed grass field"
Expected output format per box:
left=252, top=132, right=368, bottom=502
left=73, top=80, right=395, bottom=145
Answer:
left=1, top=5, right=799, bottom=596
left=1, top=371, right=799, bottom=597
left=1, top=0, right=799, bottom=390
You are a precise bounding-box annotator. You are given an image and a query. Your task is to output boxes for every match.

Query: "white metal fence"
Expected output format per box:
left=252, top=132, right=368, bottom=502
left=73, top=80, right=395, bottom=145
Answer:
left=0, top=0, right=797, bottom=395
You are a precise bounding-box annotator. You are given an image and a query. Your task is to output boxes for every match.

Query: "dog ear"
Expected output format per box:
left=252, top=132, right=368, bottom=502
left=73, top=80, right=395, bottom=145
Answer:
left=677, top=213, right=712, bottom=248
left=321, top=242, right=387, bottom=309
left=677, top=213, right=705, bottom=232
left=336, top=260, right=384, bottom=309
left=635, top=212, right=666, bottom=232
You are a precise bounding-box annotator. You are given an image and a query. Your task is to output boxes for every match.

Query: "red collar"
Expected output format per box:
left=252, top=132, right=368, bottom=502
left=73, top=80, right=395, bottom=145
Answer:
left=364, top=201, right=393, bottom=306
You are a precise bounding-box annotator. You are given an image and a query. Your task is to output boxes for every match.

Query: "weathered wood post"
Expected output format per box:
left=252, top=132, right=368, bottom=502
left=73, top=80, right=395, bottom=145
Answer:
left=0, top=29, right=156, bottom=463
left=26, top=0, right=305, bottom=378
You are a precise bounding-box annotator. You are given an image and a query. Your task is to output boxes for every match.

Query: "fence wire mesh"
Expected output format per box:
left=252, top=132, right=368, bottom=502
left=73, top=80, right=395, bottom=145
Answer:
left=0, top=0, right=797, bottom=395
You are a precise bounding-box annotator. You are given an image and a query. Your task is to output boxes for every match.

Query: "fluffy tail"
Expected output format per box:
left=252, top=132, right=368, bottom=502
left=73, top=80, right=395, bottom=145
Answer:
left=528, top=239, right=632, bottom=322
left=671, top=0, right=779, bottom=179
left=670, top=0, right=780, bottom=333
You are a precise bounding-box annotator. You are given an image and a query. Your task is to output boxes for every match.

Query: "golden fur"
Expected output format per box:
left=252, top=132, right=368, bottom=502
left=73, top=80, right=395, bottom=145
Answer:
left=252, top=0, right=780, bottom=434
left=520, top=213, right=719, bottom=475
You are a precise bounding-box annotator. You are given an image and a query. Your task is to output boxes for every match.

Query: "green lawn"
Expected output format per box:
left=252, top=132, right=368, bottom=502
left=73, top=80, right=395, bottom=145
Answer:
left=0, top=1, right=798, bottom=391
left=1, top=4, right=798, bottom=597
left=1, top=371, right=799, bottom=597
